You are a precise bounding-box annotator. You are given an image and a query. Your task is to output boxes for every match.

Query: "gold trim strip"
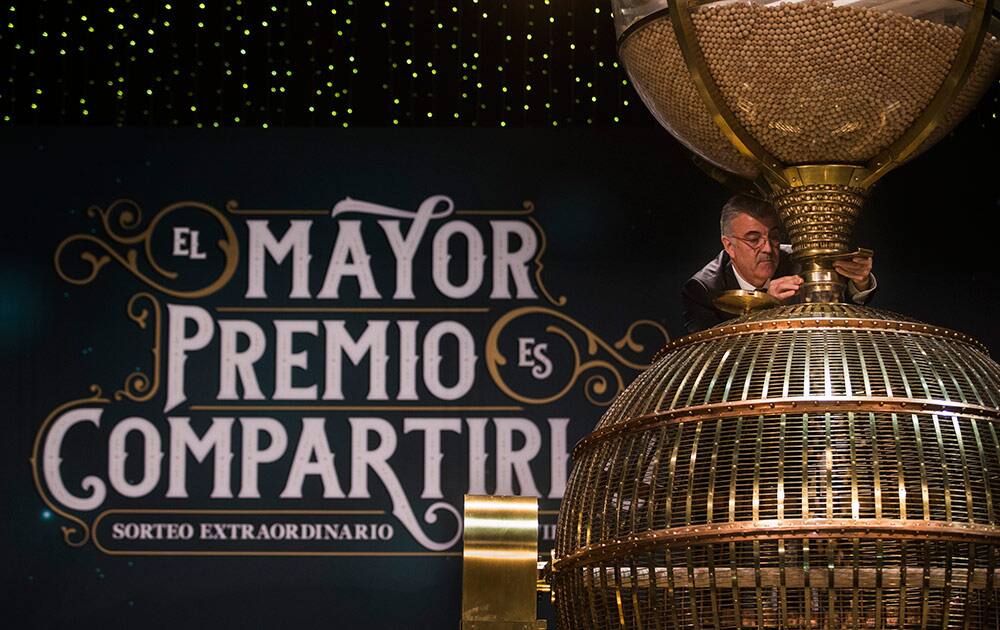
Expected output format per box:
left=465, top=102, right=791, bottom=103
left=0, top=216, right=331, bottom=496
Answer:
left=95, top=550, right=460, bottom=557
left=214, top=306, right=491, bottom=313
left=225, top=199, right=535, bottom=217
left=96, top=508, right=385, bottom=515
left=188, top=404, right=525, bottom=412
left=87, top=508, right=471, bottom=557
left=782, top=164, right=871, bottom=189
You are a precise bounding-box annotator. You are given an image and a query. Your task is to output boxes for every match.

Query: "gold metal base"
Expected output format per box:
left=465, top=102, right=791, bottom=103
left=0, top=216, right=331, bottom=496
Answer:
left=797, top=259, right=847, bottom=304
left=461, top=495, right=546, bottom=630
left=713, top=289, right=782, bottom=316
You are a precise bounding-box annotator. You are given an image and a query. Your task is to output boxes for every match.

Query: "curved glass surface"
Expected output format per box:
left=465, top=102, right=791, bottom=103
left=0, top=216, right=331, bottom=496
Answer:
left=614, top=0, right=1000, bottom=180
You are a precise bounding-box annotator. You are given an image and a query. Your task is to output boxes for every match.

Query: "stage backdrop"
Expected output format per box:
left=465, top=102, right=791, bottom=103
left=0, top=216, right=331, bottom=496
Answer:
left=3, top=127, right=997, bottom=628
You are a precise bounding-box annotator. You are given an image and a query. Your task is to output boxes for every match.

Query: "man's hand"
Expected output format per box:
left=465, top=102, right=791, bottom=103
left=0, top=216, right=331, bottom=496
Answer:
left=833, top=256, right=873, bottom=291
left=767, top=275, right=803, bottom=301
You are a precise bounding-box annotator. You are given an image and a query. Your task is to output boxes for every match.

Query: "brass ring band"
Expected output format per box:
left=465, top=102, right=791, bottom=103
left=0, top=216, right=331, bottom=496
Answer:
left=573, top=397, right=1000, bottom=459
left=552, top=519, right=1000, bottom=574
left=653, top=316, right=989, bottom=362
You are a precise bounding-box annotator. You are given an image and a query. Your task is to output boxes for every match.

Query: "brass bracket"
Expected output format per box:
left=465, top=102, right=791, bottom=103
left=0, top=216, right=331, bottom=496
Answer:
left=783, top=165, right=871, bottom=190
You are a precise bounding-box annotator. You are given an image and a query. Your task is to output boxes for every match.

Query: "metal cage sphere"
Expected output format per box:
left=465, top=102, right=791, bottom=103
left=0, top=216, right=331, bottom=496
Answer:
left=552, top=304, right=1000, bottom=629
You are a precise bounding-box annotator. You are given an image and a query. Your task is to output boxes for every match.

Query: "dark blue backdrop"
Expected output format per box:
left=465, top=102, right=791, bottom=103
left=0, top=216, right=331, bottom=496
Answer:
left=2, top=127, right=997, bottom=628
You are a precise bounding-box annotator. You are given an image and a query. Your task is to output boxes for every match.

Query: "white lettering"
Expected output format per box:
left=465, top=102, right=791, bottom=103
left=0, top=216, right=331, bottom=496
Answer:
left=322, top=321, right=389, bottom=400
left=403, top=418, right=462, bottom=499
left=281, top=418, right=346, bottom=498
left=238, top=417, right=288, bottom=498
left=108, top=417, right=164, bottom=498
left=318, top=221, right=380, bottom=299
left=432, top=221, right=486, bottom=298
left=166, top=417, right=234, bottom=499
left=490, top=220, right=538, bottom=299
left=165, top=304, right=215, bottom=413
left=494, top=417, right=541, bottom=496
left=273, top=320, right=318, bottom=400
left=246, top=220, right=312, bottom=299
left=217, top=320, right=266, bottom=401
left=422, top=321, right=477, bottom=400
left=42, top=407, right=107, bottom=511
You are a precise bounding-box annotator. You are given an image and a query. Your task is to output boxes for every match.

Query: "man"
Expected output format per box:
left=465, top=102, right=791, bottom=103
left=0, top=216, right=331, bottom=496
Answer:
left=681, top=194, right=875, bottom=333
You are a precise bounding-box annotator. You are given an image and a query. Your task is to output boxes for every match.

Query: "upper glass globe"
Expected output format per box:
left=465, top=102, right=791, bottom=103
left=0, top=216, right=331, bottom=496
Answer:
left=613, top=0, right=1000, bottom=180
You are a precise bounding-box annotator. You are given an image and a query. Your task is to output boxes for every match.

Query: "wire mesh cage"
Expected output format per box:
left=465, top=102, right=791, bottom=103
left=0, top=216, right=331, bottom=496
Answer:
left=553, top=304, right=1000, bottom=629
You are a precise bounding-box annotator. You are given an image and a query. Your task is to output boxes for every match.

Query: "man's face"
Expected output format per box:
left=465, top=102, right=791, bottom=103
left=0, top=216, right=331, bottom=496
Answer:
left=721, top=212, right=781, bottom=288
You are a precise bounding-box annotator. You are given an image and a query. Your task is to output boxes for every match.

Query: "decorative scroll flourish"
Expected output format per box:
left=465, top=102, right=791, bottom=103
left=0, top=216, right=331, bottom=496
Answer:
left=527, top=211, right=568, bottom=307
left=114, top=292, right=161, bottom=402
left=29, top=386, right=109, bottom=548
left=486, top=307, right=670, bottom=406
left=54, top=199, right=239, bottom=298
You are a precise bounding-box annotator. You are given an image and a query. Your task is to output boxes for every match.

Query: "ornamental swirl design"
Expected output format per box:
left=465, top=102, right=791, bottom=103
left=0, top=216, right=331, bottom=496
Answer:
left=29, top=387, right=109, bottom=548
left=114, top=292, right=161, bottom=402
left=54, top=199, right=239, bottom=298
left=485, top=306, right=670, bottom=406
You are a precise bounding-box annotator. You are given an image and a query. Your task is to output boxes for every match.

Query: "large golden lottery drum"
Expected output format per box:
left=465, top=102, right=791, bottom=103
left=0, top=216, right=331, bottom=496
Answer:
left=554, top=304, right=1000, bottom=627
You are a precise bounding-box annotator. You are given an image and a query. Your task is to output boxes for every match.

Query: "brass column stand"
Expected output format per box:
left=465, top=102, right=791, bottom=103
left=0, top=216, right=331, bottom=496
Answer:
left=460, top=495, right=546, bottom=630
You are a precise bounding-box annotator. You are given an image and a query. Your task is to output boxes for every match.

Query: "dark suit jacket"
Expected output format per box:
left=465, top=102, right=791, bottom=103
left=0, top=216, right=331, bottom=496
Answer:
left=681, top=245, right=799, bottom=334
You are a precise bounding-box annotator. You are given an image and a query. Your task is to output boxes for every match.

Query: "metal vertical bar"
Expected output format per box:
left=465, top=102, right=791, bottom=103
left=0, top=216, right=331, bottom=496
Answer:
left=706, top=543, right=722, bottom=629
left=803, top=412, right=813, bottom=628
left=970, top=420, right=995, bottom=526
left=666, top=0, right=789, bottom=186
left=914, top=415, right=931, bottom=521
left=685, top=545, right=702, bottom=630
left=932, top=415, right=953, bottom=523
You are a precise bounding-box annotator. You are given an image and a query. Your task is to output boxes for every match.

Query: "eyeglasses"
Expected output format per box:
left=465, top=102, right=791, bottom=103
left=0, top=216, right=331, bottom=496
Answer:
left=727, top=230, right=785, bottom=251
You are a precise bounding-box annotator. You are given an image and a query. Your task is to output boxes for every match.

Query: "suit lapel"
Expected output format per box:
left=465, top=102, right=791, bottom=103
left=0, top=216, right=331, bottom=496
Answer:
left=721, top=257, right=741, bottom=291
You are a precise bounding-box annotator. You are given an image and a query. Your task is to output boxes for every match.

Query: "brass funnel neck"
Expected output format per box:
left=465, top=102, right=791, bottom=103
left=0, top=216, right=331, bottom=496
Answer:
left=771, top=184, right=867, bottom=304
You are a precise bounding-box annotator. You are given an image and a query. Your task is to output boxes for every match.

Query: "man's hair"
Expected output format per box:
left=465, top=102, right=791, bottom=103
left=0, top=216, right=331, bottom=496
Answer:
left=720, top=194, right=777, bottom=236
